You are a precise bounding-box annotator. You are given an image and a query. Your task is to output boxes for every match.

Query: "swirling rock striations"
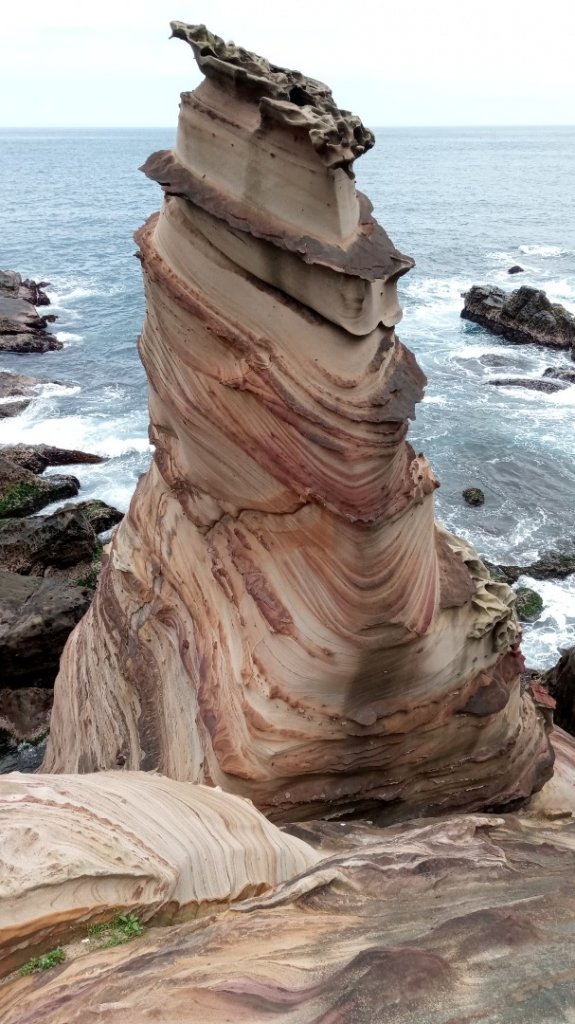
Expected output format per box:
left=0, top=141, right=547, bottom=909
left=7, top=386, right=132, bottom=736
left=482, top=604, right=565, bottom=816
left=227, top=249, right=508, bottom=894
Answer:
left=5, top=806, right=575, bottom=1023
left=0, top=771, right=319, bottom=976
left=44, top=24, right=552, bottom=821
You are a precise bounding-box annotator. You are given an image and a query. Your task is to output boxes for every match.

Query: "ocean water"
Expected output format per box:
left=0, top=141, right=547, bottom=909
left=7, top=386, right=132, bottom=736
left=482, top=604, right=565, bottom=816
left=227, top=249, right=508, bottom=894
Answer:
left=0, top=126, right=574, bottom=668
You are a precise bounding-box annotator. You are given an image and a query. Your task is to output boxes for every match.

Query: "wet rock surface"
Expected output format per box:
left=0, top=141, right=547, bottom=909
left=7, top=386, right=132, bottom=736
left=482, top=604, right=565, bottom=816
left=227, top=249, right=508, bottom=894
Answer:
left=0, top=270, right=60, bottom=353
left=462, top=486, right=485, bottom=506
left=0, top=456, right=79, bottom=517
left=487, top=375, right=569, bottom=393
left=514, top=585, right=544, bottom=622
left=485, top=549, right=575, bottom=584
left=0, top=444, right=106, bottom=475
left=462, top=284, right=575, bottom=355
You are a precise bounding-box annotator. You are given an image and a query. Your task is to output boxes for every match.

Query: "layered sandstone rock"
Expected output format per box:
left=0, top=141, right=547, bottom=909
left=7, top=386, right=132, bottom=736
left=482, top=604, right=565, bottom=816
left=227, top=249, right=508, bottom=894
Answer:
left=5, top=806, right=575, bottom=1023
left=0, top=771, right=319, bottom=976
left=44, top=24, right=552, bottom=821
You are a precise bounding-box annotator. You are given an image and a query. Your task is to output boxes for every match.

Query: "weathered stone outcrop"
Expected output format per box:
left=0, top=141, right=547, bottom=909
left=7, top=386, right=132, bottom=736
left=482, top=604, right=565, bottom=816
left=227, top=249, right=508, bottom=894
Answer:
left=4, top=746, right=575, bottom=1022
left=0, top=508, right=98, bottom=575
left=0, top=457, right=79, bottom=518
left=544, top=647, right=575, bottom=737
left=44, top=24, right=552, bottom=822
left=0, top=371, right=53, bottom=420
left=0, top=570, right=91, bottom=689
left=0, top=771, right=320, bottom=977
left=0, top=271, right=60, bottom=353
left=485, top=548, right=575, bottom=584
left=0, top=444, right=105, bottom=476
left=462, top=284, right=575, bottom=355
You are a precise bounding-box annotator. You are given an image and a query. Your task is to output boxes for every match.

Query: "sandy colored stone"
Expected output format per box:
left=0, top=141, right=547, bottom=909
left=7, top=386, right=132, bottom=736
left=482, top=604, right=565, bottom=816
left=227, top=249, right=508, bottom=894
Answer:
left=44, top=24, right=552, bottom=823
left=0, top=771, right=319, bottom=976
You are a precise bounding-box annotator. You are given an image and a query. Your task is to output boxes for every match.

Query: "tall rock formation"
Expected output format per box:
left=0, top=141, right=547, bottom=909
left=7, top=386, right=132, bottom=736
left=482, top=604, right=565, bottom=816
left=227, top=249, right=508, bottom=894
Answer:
left=44, top=24, right=552, bottom=821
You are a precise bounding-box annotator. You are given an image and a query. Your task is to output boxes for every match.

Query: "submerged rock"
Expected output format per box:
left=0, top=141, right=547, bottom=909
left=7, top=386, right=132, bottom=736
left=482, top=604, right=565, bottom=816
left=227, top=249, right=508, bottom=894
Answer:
left=462, top=284, right=575, bottom=355
left=485, top=549, right=575, bottom=584
left=44, top=23, right=552, bottom=823
left=0, top=371, right=55, bottom=420
left=507, top=264, right=524, bottom=274
left=487, top=376, right=568, bottom=393
left=1, top=444, right=106, bottom=476
left=462, top=486, right=485, bottom=506
left=544, top=366, right=575, bottom=384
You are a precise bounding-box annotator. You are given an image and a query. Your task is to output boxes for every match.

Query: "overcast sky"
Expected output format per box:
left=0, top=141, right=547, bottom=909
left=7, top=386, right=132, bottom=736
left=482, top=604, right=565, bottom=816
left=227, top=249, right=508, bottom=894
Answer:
left=2, top=0, right=574, bottom=128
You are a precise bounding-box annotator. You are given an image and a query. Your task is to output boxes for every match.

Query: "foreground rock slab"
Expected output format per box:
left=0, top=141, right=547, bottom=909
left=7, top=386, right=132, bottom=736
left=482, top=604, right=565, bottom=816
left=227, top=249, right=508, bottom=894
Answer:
left=462, top=284, right=575, bottom=355
left=3, top=806, right=575, bottom=1022
left=0, top=445, right=105, bottom=476
left=44, top=22, right=553, bottom=823
left=0, top=771, right=320, bottom=976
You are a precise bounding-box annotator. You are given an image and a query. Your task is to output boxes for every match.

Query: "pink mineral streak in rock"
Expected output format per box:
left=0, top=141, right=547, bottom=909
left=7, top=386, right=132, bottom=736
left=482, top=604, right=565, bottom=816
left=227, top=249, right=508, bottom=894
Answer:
left=43, top=23, right=553, bottom=822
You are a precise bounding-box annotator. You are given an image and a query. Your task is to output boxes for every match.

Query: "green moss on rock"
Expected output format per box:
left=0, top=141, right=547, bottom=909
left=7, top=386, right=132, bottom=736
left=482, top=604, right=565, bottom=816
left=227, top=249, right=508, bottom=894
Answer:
left=515, top=586, right=544, bottom=623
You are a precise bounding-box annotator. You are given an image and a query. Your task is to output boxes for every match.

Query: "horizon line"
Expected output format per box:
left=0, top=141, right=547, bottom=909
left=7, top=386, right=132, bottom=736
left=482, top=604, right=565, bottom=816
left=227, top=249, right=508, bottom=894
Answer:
left=1, top=123, right=575, bottom=131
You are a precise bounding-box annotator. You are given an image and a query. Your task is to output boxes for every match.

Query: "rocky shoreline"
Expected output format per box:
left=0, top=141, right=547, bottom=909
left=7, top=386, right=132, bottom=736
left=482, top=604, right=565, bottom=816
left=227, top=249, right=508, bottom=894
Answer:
left=0, top=273, right=124, bottom=763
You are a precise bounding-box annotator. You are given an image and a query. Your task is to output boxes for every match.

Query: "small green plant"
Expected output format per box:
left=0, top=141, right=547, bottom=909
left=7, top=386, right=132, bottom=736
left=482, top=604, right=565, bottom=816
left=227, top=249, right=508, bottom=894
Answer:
left=0, top=482, right=42, bottom=517
left=19, top=947, right=65, bottom=975
left=75, top=541, right=104, bottom=589
left=88, top=912, right=144, bottom=948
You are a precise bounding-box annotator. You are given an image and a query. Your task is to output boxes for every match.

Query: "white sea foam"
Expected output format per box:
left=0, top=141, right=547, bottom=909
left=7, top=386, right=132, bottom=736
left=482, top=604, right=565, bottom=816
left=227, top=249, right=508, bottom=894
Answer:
left=32, top=382, right=82, bottom=397
left=519, top=574, right=575, bottom=669
left=518, top=244, right=569, bottom=258
left=55, top=331, right=84, bottom=345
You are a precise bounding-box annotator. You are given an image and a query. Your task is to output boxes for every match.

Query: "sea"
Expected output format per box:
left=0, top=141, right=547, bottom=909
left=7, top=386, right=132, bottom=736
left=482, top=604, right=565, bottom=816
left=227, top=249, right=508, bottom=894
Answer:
left=0, top=125, right=574, bottom=668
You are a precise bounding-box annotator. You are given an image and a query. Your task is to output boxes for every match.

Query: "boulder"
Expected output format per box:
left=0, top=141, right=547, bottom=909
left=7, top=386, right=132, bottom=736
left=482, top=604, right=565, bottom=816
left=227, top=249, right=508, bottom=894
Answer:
left=544, top=647, right=575, bottom=737
left=462, top=486, right=485, bottom=506
left=57, top=498, right=124, bottom=534
left=0, top=569, right=92, bottom=688
left=461, top=284, right=575, bottom=355
left=0, top=771, right=320, bottom=976
left=485, top=549, right=575, bottom=585
left=507, top=264, right=524, bottom=274
left=514, top=585, right=543, bottom=622
left=487, top=376, right=568, bottom=393
left=0, top=400, right=30, bottom=419
left=1, top=444, right=106, bottom=476
left=0, top=269, right=60, bottom=353
left=0, top=457, right=79, bottom=517
left=0, top=687, right=53, bottom=741
left=544, top=366, right=575, bottom=384
left=44, top=22, right=553, bottom=825
left=0, top=508, right=97, bottom=575
left=0, top=371, right=52, bottom=400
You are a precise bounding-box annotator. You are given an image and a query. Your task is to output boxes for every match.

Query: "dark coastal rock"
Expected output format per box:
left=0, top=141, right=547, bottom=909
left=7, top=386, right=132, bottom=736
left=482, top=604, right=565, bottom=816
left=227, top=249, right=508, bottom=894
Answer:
left=544, top=647, right=575, bottom=737
left=478, top=353, right=519, bottom=367
left=544, top=366, right=575, bottom=384
left=0, top=687, right=52, bottom=741
left=485, top=549, right=575, bottom=585
left=461, top=284, right=575, bottom=355
left=507, top=265, right=524, bottom=274
left=58, top=498, right=124, bottom=534
left=487, top=376, right=568, bottom=393
left=0, top=269, right=60, bottom=353
left=0, top=456, right=79, bottom=517
left=0, top=399, right=30, bottom=418
left=0, top=569, right=92, bottom=688
left=1, top=443, right=106, bottom=476
left=0, top=508, right=97, bottom=575
left=514, top=586, right=544, bottom=622
left=0, top=370, right=52, bottom=400
left=462, top=486, right=485, bottom=506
